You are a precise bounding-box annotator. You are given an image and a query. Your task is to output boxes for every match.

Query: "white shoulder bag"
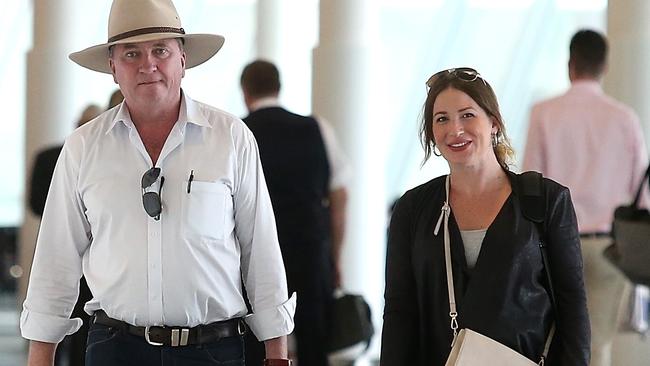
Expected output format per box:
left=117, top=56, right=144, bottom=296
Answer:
left=434, top=176, right=555, bottom=366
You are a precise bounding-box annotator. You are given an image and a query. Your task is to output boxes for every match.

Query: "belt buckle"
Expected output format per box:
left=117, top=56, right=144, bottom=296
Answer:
left=144, top=326, right=164, bottom=346
left=171, top=328, right=190, bottom=346
left=237, top=320, right=245, bottom=336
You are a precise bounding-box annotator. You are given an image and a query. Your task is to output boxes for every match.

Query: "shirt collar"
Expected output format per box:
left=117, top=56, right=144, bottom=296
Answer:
left=106, top=89, right=211, bottom=134
left=568, top=79, right=603, bottom=95
left=180, top=90, right=211, bottom=128
left=249, top=96, right=281, bottom=113
left=107, top=101, right=131, bottom=133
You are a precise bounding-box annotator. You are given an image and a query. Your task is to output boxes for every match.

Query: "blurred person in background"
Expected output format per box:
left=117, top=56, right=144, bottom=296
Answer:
left=107, top=89, right=124, bottom=110
left=240, top=60, right=350, bottom=366
left=523, top=29, right=649, bottom=366
left=29, top=104, right=102, bottom=217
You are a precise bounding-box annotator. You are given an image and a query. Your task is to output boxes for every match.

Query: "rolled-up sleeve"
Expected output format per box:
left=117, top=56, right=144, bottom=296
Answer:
left=246, top=293, right=297, bottom=340
left=233, top=125, right=295, bottom=341
left=21, top=141, right=92, bottom=343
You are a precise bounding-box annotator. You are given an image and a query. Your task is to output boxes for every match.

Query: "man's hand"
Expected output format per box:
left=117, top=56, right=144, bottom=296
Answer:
left=27, top=340, right=57, bottom=366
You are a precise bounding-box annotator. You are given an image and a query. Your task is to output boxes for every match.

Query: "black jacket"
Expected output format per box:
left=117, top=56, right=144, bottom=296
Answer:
left=381, top=172, right=590, bottom=365
left=243, top=107, right=332, bottom=296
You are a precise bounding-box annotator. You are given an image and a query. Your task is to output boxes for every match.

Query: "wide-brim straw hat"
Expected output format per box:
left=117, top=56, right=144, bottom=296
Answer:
left=69, top=0, right=224, bottom=74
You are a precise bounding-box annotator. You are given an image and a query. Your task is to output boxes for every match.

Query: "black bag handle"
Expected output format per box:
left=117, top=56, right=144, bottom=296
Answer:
left=631, top=163, right=650, bottom=208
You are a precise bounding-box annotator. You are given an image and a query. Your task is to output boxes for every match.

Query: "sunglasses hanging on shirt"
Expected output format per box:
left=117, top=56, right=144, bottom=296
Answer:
left=141, top=167, right=165, bottom=220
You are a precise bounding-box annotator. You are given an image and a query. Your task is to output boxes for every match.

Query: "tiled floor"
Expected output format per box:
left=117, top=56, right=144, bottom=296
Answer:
left=0, top=293, right=27, bottom=366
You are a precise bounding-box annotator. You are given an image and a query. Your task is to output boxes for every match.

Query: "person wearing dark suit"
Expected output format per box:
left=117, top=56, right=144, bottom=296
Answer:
left=380, top=68, right=590, bottom=365
left=29, top=146, right=62, bottom=217
left=28, top=104, right=101, bottom=366
left=240, top=60, right=349, bottom=366
left=29, top=105, right=103, bottom=217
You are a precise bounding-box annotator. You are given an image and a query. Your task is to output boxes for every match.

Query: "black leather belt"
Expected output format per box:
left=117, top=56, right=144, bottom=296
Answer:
left=93, top=310, right=246, bottom=347
left=579, top=232, right=610, bottom=239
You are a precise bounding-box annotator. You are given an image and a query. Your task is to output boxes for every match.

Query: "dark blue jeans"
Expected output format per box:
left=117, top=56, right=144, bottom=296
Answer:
left=85, top=323, right=245, bottom=366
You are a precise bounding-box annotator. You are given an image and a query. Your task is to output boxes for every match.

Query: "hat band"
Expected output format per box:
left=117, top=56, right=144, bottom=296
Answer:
left=108, top=27, right=186, bottom=43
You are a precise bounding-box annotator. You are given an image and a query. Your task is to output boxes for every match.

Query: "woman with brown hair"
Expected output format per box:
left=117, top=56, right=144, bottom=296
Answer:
left=380, top=68, right=589, bottom=365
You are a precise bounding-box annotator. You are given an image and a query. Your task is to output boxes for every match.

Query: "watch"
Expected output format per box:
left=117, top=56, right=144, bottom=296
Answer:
left=263, top=359, right=292, bottom=366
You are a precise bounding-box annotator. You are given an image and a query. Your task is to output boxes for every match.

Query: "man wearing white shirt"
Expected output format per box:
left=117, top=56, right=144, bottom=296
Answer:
left=240, top=60, right=350, bottom=366
left=21, top=1, right=295, bottom=365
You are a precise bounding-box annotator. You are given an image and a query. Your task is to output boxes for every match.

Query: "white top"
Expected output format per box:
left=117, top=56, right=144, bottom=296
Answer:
left=460, top=229, right=487, bottom=268
left=21, top=92, right=296, bottom=343
left=249, top=97, right=351, bottom=190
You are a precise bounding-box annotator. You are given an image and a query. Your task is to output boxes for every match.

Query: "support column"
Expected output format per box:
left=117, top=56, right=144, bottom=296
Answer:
left=312, top=0, right=385, bottom=360
left=603, top=0, right=650, bottom=148
left=604, top=1, right=650, bottom=364
left=19, top=0, right=78, bottom=306
left=255, top=0, right=283, bottom=63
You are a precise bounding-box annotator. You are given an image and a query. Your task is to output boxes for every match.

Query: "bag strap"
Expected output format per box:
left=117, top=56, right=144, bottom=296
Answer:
left=517, top=171, right=557, bottom=365
left=434, top=173, right=556, bottom=364
left=631, top=163, right=650, bottom=208
left=433, top=176, right=458, bottom=341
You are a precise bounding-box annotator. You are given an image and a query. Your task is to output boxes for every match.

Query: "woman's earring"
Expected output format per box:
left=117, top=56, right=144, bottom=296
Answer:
left=491, top=133, right=499, bottom=148
left=433, top=144, right=442, bottom=157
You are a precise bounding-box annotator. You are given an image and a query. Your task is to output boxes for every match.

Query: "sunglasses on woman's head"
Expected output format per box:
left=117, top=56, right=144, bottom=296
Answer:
left=426, top=67, right=487, bottom=88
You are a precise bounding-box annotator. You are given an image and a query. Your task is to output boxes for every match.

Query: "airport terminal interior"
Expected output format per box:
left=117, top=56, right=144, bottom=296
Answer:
left=2, top=0, right=650, bottom=364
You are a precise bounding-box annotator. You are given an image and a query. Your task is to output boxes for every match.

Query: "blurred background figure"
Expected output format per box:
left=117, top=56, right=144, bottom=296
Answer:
left=240, top=60, right=350, bottom=366
left=523, top=29, right=649, bottom=366
left=29, top=104, right=102, bottom=217
left=107, top=89, right=123, bottom=110
left=28, top=103, right=101, bottom=366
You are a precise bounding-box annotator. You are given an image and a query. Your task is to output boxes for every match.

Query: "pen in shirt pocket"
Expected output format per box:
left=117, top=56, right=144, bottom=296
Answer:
left=187, top=170, right=194, bottom=193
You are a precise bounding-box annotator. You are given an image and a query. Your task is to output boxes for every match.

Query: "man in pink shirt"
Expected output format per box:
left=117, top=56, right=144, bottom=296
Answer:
left=523, top=29, right=648, bottom=366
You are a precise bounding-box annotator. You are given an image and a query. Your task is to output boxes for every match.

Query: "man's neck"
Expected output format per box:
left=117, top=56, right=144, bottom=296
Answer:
left=247, top=95, right=280, bottom=113
left=127, top=99, right=181, bottom=166
left=570, top=75, right=601, bottom=84
left=127, top=97, right=181, bottom=129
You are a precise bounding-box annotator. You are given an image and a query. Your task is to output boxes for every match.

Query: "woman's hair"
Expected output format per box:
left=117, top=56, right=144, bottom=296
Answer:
left=419, top=68, right=515, bottom=169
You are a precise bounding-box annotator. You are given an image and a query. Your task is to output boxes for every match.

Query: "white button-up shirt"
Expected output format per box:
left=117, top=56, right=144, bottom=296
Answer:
left=21, top=92, right=296, bottom=344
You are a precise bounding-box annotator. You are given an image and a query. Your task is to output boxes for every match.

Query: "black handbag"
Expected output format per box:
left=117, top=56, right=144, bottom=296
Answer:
left=327, top=292, right=374, bottom=353
left=604, top=163, right=650, bottom=286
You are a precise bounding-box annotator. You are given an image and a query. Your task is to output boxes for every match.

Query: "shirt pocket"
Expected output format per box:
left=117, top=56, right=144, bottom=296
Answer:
left=182, top=181, right=228, bottom=242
